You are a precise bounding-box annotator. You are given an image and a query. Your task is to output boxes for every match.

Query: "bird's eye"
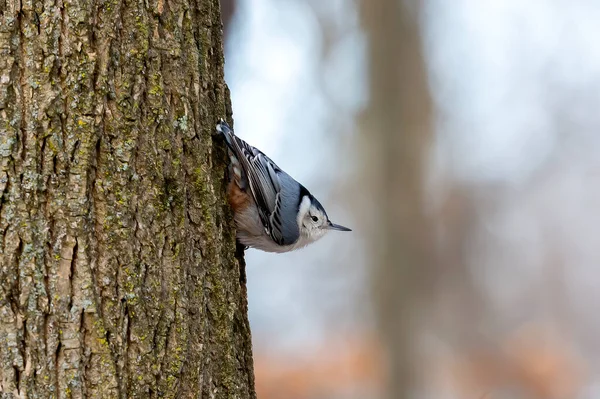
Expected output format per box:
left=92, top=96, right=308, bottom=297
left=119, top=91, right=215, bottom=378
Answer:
left=311, top=216, right=318, bottom=222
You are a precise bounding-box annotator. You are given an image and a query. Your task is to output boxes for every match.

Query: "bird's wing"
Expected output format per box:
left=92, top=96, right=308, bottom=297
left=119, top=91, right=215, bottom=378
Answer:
left=218, top=121, right=289, bottom=245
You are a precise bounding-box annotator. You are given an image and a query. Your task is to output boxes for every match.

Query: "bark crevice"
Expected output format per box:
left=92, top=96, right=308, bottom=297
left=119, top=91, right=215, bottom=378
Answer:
left=0, top=0, right=255, bottom=397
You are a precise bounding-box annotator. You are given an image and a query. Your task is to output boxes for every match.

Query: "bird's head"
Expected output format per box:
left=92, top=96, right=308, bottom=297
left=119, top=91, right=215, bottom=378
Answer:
left=297, top=194, right=351, bottom=243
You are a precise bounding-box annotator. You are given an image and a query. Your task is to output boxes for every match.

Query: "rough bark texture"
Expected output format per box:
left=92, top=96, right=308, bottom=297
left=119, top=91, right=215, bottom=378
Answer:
left=0, top=0, right=255, bottom=397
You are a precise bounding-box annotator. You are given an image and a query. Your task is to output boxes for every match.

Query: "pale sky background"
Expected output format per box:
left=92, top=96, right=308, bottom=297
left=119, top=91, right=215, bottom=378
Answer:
left=225, top=0, right=367, bottom=353
left=224, top=2, right=600, bottom=385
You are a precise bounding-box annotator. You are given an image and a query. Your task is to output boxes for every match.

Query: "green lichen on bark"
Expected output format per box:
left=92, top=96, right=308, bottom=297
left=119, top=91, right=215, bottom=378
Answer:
left=0, top=0, right=255, bottom=397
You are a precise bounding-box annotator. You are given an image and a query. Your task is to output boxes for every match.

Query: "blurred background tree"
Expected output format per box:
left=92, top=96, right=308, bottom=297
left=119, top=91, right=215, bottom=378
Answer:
left=359, top=0, right=434, bottom=397
left=225, top=0, right=595, bottom=398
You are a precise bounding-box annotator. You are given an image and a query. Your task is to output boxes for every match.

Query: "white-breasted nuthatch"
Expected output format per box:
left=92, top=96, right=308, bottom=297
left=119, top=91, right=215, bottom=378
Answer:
left=216, top=119, right=351, bottom=253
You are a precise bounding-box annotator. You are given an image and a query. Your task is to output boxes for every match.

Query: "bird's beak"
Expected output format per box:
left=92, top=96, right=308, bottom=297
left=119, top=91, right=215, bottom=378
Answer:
left=327, top=221, right=352, bottom=232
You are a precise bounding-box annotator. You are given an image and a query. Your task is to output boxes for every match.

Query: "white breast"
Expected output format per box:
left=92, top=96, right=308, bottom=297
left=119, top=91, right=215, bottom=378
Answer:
left=234, top=202, right=318, bottom=253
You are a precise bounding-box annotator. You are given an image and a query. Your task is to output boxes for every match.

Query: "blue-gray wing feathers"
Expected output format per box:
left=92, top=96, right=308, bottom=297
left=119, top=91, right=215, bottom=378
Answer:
left=218, top=120, right=300, bottom=245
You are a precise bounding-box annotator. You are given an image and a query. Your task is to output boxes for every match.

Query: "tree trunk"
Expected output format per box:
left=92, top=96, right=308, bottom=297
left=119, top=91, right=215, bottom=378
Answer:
left=0, top=0, right=255, bottom=398
left=359, top=0, right=434, bottom=398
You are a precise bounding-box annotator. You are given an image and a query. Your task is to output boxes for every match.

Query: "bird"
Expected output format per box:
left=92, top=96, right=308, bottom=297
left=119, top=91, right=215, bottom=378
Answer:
left=216, top=119, right=351, bottom=253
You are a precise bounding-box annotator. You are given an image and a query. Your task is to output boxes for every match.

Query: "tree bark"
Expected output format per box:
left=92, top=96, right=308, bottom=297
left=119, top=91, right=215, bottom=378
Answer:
left=0, top=0, right=255, bottom=398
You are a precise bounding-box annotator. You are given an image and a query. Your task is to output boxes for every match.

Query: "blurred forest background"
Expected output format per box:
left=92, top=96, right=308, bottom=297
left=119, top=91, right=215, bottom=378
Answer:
left=222, top=0, right=599, bottom=398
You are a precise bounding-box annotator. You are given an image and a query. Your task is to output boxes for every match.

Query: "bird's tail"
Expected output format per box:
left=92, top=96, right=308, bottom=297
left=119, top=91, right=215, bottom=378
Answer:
left=216, top=119, right=236, bottom=151
left=216, top=119, right=248, bottom=190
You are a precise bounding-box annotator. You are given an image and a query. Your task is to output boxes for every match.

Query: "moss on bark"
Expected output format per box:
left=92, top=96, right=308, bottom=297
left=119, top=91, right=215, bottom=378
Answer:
left=0, top=0, right=255, bottom=397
